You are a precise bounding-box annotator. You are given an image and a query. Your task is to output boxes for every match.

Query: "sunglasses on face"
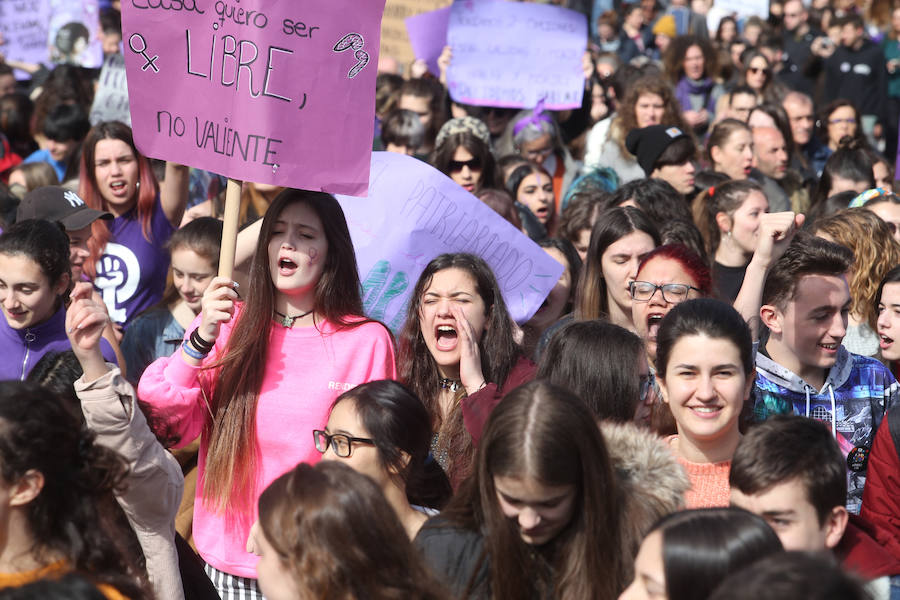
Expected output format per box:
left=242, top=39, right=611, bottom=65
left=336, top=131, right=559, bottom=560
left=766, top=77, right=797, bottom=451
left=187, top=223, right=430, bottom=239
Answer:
left=449, top=158, right=481, bottom=172
left=748, top=66, right=770, bottom=75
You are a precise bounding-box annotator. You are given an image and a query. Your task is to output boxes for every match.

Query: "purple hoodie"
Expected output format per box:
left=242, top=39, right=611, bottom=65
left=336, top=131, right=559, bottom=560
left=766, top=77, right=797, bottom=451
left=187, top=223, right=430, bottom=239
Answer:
left=0, top=304, right=117, bottom=381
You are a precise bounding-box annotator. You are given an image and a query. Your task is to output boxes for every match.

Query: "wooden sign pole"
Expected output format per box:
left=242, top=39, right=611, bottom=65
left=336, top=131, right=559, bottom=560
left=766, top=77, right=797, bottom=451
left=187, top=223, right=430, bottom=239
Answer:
left=218, top=178, right=243, bottom=279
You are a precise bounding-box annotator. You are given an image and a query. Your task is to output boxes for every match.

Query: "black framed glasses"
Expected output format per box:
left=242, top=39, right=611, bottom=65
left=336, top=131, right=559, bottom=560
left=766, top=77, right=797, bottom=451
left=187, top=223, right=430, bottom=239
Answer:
left=449, top=158, right=481, bottom=172
left=629, top=281, right=702, bottom=303
left=313, top=430, right=375, bottom=458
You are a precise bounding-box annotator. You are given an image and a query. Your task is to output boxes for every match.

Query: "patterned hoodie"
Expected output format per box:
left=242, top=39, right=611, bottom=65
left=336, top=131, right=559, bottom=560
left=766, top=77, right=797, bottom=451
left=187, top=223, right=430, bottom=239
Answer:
left=753, top=346, right=900, bottom=514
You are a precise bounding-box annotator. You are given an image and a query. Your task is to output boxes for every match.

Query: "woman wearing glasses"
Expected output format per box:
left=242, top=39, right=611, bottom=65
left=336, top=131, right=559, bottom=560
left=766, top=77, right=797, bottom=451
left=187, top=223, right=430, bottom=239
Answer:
left=138, top=190, right=396, bottom=599
left=313, top=380, right=445, bottom=539
left=509, top=101, right=581, bottom=212
left=653, top=299, right=756, bottom=508
left=818, top=99, right=865, bottom=152
left=632, top=213, right=800, bottom=435
left=431, top=117, right=498, bottom=196
left=739, top=50, right=773, bottom=100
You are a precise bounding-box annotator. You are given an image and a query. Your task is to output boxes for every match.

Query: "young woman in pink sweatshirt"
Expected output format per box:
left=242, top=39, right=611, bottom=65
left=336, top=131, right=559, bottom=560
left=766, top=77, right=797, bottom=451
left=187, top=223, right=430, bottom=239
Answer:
left=138, top=189, right=396, bottom=599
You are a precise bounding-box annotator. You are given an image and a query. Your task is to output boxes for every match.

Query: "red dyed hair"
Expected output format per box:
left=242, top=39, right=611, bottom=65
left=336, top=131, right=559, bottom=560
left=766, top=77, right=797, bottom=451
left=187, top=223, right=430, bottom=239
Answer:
left=637, top=244, right=712, bottom=295
left=78, top=121, right=159, bottom=279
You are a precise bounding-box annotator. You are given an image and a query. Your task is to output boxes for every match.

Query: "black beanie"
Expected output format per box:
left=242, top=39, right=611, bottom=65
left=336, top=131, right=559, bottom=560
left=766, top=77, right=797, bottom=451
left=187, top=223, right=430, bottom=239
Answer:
left=625, top=125, right=688, bottom=175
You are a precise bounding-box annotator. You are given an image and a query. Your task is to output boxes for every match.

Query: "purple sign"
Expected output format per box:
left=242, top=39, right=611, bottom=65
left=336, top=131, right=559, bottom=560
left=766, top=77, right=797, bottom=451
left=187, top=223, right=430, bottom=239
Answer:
left=446, top=0, right=587, bottom=110
left=121, top=0, right=385, bottom=197
left=405, top=7, right=450, bottom=78
left=48, top=0, right=103, bottom=68
left=337, top=152, right=563, bottom=331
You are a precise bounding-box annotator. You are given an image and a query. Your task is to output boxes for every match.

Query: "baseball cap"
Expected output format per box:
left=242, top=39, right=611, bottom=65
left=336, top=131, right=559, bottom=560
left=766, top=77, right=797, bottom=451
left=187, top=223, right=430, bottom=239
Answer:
left=17, top=186, right=112, bottom=231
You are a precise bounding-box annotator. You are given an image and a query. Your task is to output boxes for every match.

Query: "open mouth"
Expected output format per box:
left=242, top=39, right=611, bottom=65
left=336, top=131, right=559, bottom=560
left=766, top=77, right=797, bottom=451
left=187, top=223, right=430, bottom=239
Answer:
left=818, top=342, right=839, bottom=353
left=435, top=324, right=458, bottom=351
left=647, top=314, right=664, bottom=340
left=881, top=334, right=894, bottom=350
left=109, top=181, right=127, bottom=193
left=534, top=206, right=550, bottom=221
left=278, top=257, right=298, bottom=275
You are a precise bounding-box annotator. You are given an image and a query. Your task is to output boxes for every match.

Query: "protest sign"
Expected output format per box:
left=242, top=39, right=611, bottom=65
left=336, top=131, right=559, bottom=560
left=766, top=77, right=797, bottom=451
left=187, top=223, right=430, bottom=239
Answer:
left=0, top=0, right=52, bottom=77
left=380, top=0, right=451, bottom=72
left=713, top=0, right=769, bottom=19
left=47, top=0, right=103, bottom=69
left=337, top=152, right=563, bottom=331
left=405, top=7, right=450, bottom=78
left=90, top=54, right=131, bottom=126
left=0, top=0, right=102, bottom=74
left=446, top=0, right=587, bottom=110
left=120, top=0, right=385, bottom=196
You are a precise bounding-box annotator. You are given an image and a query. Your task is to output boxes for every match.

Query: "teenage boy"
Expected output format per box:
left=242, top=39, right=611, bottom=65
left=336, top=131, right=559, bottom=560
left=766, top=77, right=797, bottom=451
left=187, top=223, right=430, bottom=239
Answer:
left=754, top=234, right=899, bottom=514
left=730, top=416, right=900, bottom=599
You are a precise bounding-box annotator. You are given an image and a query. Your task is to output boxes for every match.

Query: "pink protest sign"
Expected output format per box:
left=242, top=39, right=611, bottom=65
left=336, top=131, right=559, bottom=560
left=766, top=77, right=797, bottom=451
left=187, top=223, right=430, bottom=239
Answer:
left=120, top=0, right=385, bottom=196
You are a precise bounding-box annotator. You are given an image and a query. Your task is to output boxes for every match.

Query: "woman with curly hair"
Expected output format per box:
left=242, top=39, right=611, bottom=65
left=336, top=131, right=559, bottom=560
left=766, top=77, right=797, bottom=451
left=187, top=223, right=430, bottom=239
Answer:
left=814, top=208, right=900, bottom=358
left=0, top=381, right=150, bottom=598
left=584, top=75, right=689, bottom=183
left=663, top=35, right=723, bottom=135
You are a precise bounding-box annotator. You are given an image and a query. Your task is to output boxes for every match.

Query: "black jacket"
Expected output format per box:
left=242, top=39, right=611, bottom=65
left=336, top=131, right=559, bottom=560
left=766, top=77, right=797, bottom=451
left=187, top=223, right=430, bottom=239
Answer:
left=824, top=40, right=887, bottom=120
left=415, top=518, right=490, bottom=599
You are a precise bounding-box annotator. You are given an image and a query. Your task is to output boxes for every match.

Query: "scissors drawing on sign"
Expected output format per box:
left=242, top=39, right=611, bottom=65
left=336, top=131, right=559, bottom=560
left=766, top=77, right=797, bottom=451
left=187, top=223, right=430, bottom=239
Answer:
left=128, top=33, right=159, bottom=73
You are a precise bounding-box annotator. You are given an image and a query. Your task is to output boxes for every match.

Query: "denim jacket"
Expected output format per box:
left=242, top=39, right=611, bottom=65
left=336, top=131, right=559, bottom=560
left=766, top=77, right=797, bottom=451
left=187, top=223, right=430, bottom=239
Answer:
left=120, top=307, right=184, bottom=386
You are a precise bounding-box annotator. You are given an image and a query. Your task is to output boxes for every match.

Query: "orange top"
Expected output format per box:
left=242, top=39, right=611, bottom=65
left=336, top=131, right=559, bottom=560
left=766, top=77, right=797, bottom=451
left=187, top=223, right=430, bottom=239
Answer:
left=666, top=435, right=732, bottom=509
left=0, top=560, right=128, bottom=599
left=551, top=152, right=566, bottom=214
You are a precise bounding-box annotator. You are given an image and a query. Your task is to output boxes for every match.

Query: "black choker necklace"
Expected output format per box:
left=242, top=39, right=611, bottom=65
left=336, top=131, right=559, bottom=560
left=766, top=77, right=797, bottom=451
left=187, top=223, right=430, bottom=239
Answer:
left=439, top=378, right=463, bottom=392
left=274, top=309, right=313, bottom=328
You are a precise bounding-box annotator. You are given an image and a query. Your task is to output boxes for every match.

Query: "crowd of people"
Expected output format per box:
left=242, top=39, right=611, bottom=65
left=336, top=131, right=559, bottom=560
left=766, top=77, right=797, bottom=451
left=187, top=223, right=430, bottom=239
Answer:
left=1, top=0, right=900, bottom=598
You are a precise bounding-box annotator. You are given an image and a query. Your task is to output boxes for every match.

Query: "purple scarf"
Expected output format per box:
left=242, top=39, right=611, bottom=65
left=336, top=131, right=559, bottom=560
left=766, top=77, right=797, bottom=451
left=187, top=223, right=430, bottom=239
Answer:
left=674, top=76, right=717, bottom=114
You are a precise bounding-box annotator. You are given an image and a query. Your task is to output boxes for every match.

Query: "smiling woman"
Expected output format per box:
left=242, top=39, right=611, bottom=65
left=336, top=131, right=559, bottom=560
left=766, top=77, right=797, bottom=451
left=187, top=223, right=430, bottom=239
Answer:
left=654, top=298, right=755, bottom=508
left=0, top=220, right=117, bottom=381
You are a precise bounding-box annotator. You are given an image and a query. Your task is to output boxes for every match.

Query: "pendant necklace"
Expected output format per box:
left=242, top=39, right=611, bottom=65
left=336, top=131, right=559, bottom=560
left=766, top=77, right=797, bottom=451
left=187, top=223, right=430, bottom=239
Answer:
left=274, top=309, right=313, bottom=328
left=439, top=378, right=463, bottom=393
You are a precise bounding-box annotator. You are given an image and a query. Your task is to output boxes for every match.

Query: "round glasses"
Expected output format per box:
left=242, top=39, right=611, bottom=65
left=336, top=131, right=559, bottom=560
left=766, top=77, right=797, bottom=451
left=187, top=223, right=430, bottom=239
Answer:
left=313, top=430, right=375, bottom=458
left=629, top=281, right=702, bottom=303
